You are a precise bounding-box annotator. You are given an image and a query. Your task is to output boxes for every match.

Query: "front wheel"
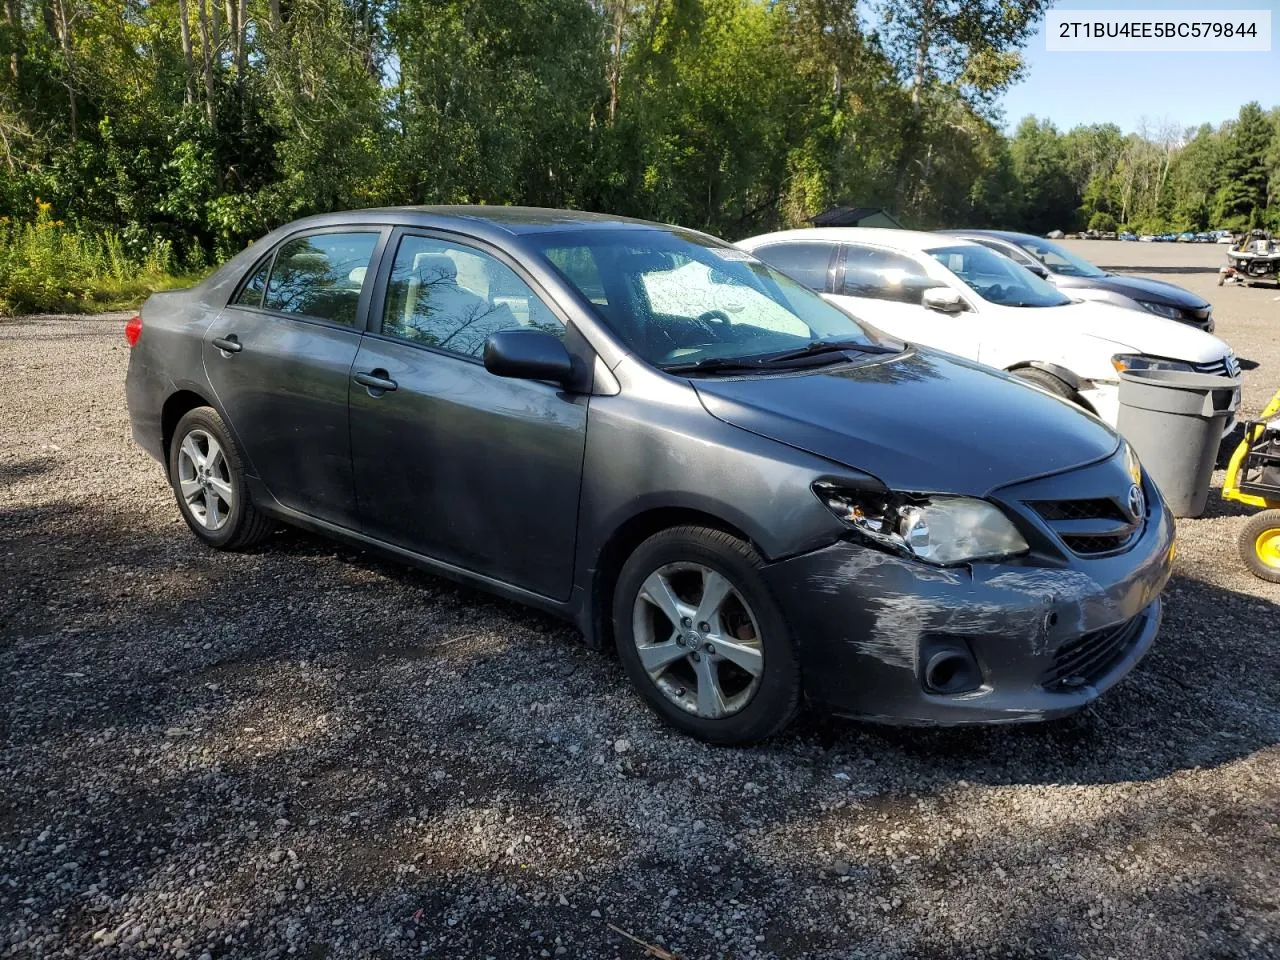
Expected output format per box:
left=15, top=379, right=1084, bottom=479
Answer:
left=168, top=406, right=274, bottom=550
left=1239, top=509, right=1280, bottom=583
left=1012, top=367, right=1077, bottom=404
left=612, top=526, right=801, bottom=744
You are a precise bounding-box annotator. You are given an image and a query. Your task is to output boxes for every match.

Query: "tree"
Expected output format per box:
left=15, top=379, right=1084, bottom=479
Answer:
left=1009, top=116, right=1076, bottom=232
left=1214, top=102, right=1274, bottom=228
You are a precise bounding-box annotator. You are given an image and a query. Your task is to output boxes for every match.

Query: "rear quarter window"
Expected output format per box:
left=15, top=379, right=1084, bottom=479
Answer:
left=751, top=242, right=836, bottom=292
left=235, top=256, right=271, bottom=308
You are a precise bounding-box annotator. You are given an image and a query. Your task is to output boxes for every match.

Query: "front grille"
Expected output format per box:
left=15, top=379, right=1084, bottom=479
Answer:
left=1028, top=497, right=1139, bottom=556
left=1061, top=534, right=1128, bottom=555
left=1041, top=614, right=1146, bottom=689
left=1030, top=498, right=1128, bottom=523
left=1192, top=354, right=1240, bottom=378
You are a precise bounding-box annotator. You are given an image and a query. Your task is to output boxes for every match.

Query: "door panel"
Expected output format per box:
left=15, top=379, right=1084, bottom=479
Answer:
left=204, top=310, right=363, bottom=526
left=348, top=338, right=588, bottom=599
left=201, top=228, right=384, bottom=527
left=349, top=230, right=588, bottom=600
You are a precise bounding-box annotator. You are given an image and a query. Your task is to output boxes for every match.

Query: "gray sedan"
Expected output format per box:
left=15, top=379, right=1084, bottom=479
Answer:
left=943, top=229, right=1215, bottom=331
left=125, top=207, right=1174, bottom=743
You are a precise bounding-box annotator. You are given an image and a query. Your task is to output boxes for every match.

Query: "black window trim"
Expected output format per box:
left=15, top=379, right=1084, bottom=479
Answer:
left=225, top=224, right=392, bottom=332
left=364, top=226, right=576, bottom=366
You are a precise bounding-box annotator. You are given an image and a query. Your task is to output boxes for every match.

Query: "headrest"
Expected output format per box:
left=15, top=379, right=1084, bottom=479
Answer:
left=412, top=252, right=458, bottom=282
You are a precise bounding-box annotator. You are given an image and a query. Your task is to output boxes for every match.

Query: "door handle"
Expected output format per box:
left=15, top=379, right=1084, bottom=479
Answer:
left=212, top=335, right=243, bottom=354
left=354, top=370, right=398, bottom=393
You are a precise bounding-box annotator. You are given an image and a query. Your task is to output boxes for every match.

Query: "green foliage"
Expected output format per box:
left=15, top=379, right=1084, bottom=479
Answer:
left=0, top=0, right=1274, bottom=294
left=1088, top=211, right=1116, bottom=233
left=0, top=204, right=191, bottom=315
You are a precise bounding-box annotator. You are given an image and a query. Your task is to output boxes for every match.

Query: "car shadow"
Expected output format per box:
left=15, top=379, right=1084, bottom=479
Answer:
left=0, top=454, right=57, bottom=486
left=4, top=496, right=1277, bottom=958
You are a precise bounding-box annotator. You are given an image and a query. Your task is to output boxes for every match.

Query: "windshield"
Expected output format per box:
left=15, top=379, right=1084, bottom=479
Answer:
left=1014, top=237, right=1107, bottom=278
left=926, top=244, right=1072, bottom=307
left=532, top=228, right=888, bottom=370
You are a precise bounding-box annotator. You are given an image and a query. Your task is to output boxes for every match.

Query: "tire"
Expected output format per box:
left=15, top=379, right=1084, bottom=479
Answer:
left=1239, top=510, right=1280, bottom=583
left=168, top=406, right=274, bottom=550
left=1012, top=366, right=1077, bottom=403
left=612, top=525, right=801, bottom=744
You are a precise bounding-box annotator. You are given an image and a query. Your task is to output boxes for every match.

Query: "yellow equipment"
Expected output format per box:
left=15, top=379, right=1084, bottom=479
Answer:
left=1223, top=387, right=1280, bottom=581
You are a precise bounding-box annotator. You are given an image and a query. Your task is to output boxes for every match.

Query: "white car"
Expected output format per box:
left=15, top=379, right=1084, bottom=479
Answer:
left=737, top=228, right=1240, bottom=428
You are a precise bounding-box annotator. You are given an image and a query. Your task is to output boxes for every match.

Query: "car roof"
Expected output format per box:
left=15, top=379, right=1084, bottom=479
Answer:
left=938, top=229, right=1044, bottom=245
left=271, top=205, right=682, bottom=239
left=739, top=227, right=979, bottom=253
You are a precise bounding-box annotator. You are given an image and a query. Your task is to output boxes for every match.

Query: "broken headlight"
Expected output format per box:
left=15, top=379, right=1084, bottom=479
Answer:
left=815, top=483, right=1029, bottom=566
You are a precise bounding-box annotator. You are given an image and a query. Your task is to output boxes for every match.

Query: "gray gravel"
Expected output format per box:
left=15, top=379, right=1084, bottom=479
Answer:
left=2, top=243, right=1279, bottom=960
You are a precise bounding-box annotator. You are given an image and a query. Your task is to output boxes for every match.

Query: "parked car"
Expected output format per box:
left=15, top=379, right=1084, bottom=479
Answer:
left=738, top=227, right=1239, bottom=429
left=126, top=207, right=1176, bottom=743
left=1139, top=235, right=1155, bottom=242
left=1119, top=232, right=1138, bottom=242
left=1102, top=231, right=1118, bottom=240
left=1047, top=229, right=1065, bottom=239
left=1218, top=231, right=1237, bottom=244
left=1178, top=232, right=1196, bottom=243
left=940, top=229, right=1217, bottom=331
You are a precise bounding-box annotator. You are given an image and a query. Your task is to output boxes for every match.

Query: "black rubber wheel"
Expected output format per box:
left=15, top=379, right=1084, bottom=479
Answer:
left=612, top=525, right=801, bottom=744
left=1238, top=509, right=1280, bottom=584
left=1013, top=367, right=1078, bottom=403
left=168, top=406, right=274, bottom=550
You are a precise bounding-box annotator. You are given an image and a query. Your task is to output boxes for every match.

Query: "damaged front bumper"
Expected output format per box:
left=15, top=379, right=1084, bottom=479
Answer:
left=762, top=498, right=1175, bottom=725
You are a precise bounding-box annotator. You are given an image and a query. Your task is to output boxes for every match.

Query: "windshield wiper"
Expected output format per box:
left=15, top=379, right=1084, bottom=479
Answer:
left=662, top=339, right=903, bottom=375
left=661, top=356, right=770, bottom=374
left=758, top=338, right=903, bottom=364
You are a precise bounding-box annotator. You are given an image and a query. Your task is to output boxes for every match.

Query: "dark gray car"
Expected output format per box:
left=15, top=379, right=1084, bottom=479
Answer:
left=943, top=230, right=1215, bottom=332
left=125, top=207, right=1175, bottom=743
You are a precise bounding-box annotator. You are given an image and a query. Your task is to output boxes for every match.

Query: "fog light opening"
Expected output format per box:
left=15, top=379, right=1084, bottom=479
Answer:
left=923, top=649, right=981, bottom=695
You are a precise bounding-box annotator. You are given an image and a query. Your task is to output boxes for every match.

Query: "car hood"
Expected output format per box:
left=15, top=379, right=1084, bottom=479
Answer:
left=1049, top=300, right=1229, bottom=360
left=692, top=349, right=1119, bottom=497
left=1069, top=272, right=1210, bottom=309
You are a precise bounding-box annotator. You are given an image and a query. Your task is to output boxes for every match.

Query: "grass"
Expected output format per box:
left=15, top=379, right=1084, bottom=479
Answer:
left=0, top=206, right=205, bottom=316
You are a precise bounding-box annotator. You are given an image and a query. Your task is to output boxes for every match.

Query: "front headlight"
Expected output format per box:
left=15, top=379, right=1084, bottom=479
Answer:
left=1136, top=300, right=1183, bottom=321
left=1110, top=354, right=1194, bottom=375
left=814, top=484, right=1029, bottom=566
left=1123, top=441, right=1142, bottom=485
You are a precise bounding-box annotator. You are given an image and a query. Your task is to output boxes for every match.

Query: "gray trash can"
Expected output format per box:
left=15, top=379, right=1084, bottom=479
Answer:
left=1117, top=369, right=1241, bottom=518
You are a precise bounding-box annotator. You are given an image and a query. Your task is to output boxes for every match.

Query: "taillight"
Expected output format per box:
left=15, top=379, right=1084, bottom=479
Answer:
left=124, top=314, right=142, bottom=347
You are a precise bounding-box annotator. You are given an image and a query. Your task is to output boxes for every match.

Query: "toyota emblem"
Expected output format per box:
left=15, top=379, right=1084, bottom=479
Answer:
left=1126, top=483, right=1145, bottom=521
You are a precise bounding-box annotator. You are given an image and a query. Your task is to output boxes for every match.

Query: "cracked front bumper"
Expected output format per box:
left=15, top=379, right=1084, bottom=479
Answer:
left=762, top=501, right=1175, bottom=725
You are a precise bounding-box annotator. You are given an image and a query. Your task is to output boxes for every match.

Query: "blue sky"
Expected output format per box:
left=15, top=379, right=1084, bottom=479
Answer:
left=998, top=0, right=1280, bottom=134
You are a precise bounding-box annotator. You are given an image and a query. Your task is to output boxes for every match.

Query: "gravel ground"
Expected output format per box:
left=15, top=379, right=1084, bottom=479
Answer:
left=2, top=241, right=1278, bottom=959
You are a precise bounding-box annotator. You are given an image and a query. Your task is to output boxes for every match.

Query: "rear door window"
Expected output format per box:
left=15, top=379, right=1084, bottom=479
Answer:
left=841, top=245, right=933, bottom=305
left=750, top=242, right=837, bottom=292
left=262, top=232, right=380, bottom=325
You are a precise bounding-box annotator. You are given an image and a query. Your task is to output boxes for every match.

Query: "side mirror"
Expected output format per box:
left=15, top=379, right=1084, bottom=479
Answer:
left=483, top=329, right=574, bottom=384
left=921, top=287, right=966, bottom=314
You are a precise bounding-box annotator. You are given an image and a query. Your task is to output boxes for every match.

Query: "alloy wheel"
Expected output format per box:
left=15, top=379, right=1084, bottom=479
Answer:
left=630, top=562, right=764, bottom=719
left=176, top=428, right=234, bottom=531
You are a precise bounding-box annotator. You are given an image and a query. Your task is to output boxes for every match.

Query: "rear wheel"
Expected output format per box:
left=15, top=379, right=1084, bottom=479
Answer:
left=612, top=526, right=800, bottom=744
left=168, top=406, right=273, bottom=550
left=1239, top=509, right=1280, bottom=583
